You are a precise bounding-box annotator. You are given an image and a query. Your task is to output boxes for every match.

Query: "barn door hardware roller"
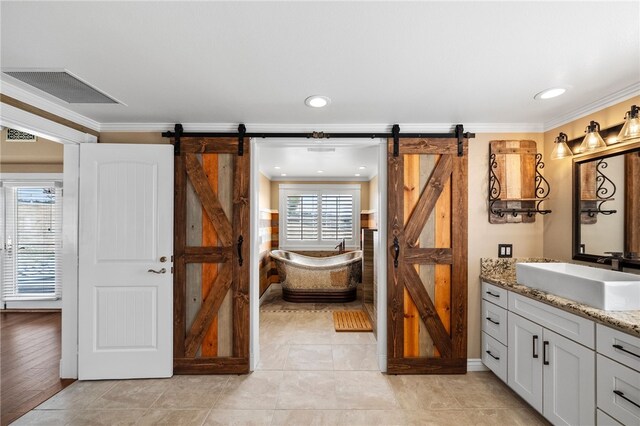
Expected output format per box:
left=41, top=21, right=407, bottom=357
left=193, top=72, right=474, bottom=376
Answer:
left=161, top=123, right=475, bottom=150
left=392, top=124, right=400, bottom=157
left=455, top=124, right=464, bottom=157
left=173, top=123, right=183, bottom=156
left=238, top=124, right=246, bottom=156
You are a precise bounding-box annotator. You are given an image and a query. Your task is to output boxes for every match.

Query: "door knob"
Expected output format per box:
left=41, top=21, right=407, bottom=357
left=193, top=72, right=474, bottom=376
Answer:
left=147, top=268, right=166, bottom=274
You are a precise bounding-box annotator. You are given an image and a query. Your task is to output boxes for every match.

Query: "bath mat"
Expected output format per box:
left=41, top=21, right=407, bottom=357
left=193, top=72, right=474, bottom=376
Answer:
left=333, top=310, right=372, bottom=332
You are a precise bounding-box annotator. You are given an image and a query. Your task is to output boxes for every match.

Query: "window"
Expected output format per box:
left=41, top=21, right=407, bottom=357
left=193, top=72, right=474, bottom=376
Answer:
left=1, top=181, right=62, bottom=303
left=279, top=184, right=360, bottom=250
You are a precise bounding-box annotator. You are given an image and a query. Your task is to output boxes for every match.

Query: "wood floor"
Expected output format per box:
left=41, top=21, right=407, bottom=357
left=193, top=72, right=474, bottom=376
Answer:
left=1, top=312, right=74, bottom=425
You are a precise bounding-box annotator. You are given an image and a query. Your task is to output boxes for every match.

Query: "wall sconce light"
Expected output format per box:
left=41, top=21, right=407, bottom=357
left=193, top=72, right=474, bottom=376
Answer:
left=577, top=121, right=606, bottom=153
left=618, top=105, right=640, bottom=142
left=551, top=132, right=573, bottom=160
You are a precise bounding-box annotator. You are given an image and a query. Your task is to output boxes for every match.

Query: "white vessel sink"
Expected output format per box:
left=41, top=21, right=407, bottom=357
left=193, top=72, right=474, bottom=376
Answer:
left=515, top=263, right=640, bottom=311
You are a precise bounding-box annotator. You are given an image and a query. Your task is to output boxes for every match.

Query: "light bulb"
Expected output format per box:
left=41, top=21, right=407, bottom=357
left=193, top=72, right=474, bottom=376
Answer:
left=577, top=121, right=606, bottom=153
left=618, top=105, right=640, bottom=142
left=551, top=132, right=573, bottom=160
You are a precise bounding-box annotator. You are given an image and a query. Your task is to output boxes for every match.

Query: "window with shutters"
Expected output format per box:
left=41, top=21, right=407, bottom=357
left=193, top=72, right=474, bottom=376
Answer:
left=1, top=180, right=63, bottom=304
left=279, top=184, right=360, bottom=250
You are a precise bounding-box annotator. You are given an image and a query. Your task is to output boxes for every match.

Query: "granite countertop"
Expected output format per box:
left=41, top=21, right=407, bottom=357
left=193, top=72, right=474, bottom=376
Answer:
left=480, top=258, right=640, bottom=338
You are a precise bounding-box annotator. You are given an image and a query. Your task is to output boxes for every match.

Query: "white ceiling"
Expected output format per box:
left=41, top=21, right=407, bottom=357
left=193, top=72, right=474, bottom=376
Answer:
left=0, top=1, right=639, bottom=128
left=257, top=139, right=379, bottom=180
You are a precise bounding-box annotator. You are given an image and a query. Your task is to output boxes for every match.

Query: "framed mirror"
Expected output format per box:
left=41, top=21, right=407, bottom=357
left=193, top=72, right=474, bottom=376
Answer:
left=572, top=137, right=640, bottom=269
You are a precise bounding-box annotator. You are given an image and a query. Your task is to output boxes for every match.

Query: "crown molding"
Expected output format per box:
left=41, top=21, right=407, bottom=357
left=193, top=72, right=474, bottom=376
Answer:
left=0, top=79, right=101, bottom=132
left=543, top=82, right=640, bottom=132
left=269, top=175, right=371, bottom=182
left=99, top=121, right=544, bottom=134
left=0, top=103, right=96, bottom=145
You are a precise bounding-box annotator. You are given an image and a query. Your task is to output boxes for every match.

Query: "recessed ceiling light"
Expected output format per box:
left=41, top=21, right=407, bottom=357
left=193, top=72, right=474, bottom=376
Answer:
left=305, top=95, right=331, bottom=108
left=534, top=87, right=567, bottom=100
left=355, top=173, right=361, bottom=177
left=358, top=166, right=366, bottom=170
left=274, top=166, right=281, bottom=169
left=281, top=173, right=287, bottom=176
left=317, top=170, right=324, bottom=173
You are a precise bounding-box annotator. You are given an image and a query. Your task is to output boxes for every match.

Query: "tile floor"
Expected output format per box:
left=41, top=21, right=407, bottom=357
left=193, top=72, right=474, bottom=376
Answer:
left=15, top=287, right=548, bottom=425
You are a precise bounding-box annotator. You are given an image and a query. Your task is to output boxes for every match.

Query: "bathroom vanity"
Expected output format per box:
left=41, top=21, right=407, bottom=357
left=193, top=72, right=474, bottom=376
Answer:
left=480, top=259, right=640, bottom=426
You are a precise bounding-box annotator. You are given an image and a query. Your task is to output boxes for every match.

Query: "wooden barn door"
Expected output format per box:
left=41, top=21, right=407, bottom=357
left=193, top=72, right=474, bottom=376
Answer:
left=173, top=137, right=250, bottom=374
left=387, top=137, right=468, bottom=374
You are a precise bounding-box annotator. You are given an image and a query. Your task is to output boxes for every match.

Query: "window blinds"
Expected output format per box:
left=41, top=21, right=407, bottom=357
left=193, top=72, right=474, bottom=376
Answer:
left=285, top=194, right=318, bottom=241
left=282, top=189, right=356, bottom=247
left=321, top=194, right=354, bottom=241
left=1, top=183, right=62, bottom=301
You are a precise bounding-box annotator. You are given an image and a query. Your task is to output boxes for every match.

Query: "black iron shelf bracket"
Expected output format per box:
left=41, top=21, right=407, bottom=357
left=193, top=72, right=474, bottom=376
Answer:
left=580, top=159, right=618, bottom=217
left=488, top=151, right=552, bottom=218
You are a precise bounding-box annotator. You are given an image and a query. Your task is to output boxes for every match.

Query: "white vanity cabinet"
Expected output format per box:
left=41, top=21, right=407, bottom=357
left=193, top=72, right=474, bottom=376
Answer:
left=507, top=312, right=543, bottom=412
left=481, top=280, right=640, bottom=425
left=596, top=325, right=640, bottom=425
left=506, top=310, right=595, bottom=424
left=482, top=282, right=599, bottom=425
left=481, top=283, right=509, bottom=383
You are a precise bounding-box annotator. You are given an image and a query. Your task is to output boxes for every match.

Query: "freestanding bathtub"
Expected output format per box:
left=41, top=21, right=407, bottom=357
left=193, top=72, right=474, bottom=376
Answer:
left=270, top=250, right=363, bottom=302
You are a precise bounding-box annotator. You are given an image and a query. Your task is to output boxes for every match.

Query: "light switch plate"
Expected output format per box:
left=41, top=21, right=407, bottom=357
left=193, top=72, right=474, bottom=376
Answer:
left=498, top=244, right=513, bottom=258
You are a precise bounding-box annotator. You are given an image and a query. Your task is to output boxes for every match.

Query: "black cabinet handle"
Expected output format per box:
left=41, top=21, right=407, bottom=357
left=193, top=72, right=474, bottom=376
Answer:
left=237, top=236, right=244, bottom=266
left=486, top=291, right=500, bottom=298
left=486, top=350, right=500, bottom=361
left=613, top=344, right=640, bottom=359
left=613, top=390, right=640, bottom=409
left=543, top=341, right=549, bottom=365
left=485, top=317, right=500, bottom=325
left=532, top=335, right=539, bottom=359
left=393, top=237, right=400, bottom=268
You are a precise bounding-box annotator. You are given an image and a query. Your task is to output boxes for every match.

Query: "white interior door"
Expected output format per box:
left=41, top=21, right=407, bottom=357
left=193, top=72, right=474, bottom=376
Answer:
left=78, top=144, right=173, bottom=380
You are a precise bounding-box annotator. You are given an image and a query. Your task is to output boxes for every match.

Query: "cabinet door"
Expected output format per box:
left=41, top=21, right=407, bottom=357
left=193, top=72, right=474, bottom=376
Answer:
left=542, top=328, right=595, bottom=426
left=508, top=312, right=543, bottom=413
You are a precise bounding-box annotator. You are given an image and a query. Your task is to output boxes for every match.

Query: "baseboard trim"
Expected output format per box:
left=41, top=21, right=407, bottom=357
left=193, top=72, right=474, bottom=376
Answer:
left=467, top=358, right=489, bottom=372
left=259, top=284, right=276, bottom=306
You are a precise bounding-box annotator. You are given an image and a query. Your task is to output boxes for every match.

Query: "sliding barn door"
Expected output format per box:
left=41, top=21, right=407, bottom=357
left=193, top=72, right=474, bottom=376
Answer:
left=387, top=137, right=468, bottom=374
left=173, top=137, right=250, bottom=374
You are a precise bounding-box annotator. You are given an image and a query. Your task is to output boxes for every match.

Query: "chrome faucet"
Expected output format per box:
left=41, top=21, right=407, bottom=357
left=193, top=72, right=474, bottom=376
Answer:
left=334, top=239, right=346, bottom=254
left=596, top=251, right=637, bottom=271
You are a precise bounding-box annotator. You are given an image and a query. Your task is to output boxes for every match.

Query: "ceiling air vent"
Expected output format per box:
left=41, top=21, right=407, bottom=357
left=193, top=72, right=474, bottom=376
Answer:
left=6, top=128, right=37, bottom=143
left=3, top=70, right=120, bottom=104
left=307, top=147, right=336, bottom=153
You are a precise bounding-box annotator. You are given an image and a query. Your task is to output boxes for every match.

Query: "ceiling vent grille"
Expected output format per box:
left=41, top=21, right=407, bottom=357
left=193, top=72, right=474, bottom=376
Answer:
left=3, top=70, right=120, bottom=104
left=6, top=128, right=37, bottom=143
left=307, top=147, right=336, bottom=153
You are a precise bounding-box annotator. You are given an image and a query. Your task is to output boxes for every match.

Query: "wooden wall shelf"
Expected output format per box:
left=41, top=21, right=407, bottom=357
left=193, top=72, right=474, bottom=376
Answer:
left=488, top=140, right=551, bottom=223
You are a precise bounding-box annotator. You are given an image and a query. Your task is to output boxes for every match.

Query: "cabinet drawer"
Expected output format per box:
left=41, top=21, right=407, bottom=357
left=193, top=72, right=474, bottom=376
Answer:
left=596, top=409, right=622, bottom=426
left=597, top=354, right=640, bottom=426
left=597, top=324, right=640, bottom=372
left=482, top=281, right=508, bottom=309
left=482, top=332, right=507, bottom=383
left=482, top=299, right=508, bottom=345
left=509, top=292, right=594, bottom=348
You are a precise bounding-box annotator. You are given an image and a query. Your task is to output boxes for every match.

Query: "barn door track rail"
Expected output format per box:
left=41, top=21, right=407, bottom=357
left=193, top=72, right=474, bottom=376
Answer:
left=163, top=123, right=476, bottom=157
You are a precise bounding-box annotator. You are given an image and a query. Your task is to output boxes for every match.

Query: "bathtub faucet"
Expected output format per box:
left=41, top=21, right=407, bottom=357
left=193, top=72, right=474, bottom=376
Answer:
left=335, top=239, right=346, bottom=254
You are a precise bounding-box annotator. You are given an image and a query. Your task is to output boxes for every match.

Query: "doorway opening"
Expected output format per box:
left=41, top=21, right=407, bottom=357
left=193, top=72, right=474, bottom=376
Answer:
left=252, top=138, right=387, bottom=372
left=0, top=126, right=73, bottom=424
